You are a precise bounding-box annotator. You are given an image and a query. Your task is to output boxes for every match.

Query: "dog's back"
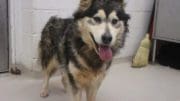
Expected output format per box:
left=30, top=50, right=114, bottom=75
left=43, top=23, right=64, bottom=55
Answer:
left=39, top=16, right=73, bottom=69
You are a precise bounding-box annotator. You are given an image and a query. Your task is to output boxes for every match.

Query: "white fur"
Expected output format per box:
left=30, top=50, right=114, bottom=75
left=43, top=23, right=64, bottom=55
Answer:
left=79, top=10, right=125, bottom=46
left=88, top=10, right=106, bottom=45
left=108, top=11, right=125, bottom=46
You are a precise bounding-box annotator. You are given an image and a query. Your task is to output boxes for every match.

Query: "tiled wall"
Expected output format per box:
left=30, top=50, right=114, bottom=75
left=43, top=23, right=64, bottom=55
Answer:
left=119, top=0, right=154, bottom=58
left=13, top=0, right=154, bottom=71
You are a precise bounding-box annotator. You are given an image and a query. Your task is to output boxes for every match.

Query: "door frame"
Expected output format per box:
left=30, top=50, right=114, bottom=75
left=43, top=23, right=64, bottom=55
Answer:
left=8, top=0, right=22, bottom=71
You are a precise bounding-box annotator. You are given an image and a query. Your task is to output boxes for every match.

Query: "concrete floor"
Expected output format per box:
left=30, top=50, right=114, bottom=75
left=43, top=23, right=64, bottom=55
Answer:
left=1, top=62, right=180, bottom=101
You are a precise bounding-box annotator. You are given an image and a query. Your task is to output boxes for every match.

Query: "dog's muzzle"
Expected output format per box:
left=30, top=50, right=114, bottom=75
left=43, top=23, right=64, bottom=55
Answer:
left=90, top=33, right=113, bottom=61
left=102, top=33, right=112, bottom=45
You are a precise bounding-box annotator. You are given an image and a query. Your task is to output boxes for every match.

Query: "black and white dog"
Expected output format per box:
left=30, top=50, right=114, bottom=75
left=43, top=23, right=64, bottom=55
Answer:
left=39, top=0, right=129, bottom=101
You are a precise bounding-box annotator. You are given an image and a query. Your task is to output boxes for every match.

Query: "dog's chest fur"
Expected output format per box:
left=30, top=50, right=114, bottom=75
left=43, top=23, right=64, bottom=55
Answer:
left=68, top=60, right=107, bottom=88
left=66, top=34, right=111, bottom=88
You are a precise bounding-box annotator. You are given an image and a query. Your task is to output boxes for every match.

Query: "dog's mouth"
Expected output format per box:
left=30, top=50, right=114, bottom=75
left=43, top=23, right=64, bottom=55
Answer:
left=90, top=33, right=113, bottom=61
left=98, top=45, right=113, bottom=61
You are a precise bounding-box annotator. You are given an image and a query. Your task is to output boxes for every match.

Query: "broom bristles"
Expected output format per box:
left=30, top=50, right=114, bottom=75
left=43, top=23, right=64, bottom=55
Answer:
left=132, top=34, right=151, bottom=67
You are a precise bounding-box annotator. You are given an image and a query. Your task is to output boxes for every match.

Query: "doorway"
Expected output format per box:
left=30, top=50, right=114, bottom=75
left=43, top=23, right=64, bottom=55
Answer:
left=0, top=0, right=9, bottom=72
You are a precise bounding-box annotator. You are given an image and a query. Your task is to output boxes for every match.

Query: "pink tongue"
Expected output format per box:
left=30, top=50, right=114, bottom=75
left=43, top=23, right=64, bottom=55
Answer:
left=99, top=45, right=113, bottom=61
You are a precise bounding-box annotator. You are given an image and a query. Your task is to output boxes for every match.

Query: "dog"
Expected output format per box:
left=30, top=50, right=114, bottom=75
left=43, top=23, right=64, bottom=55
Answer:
left=39, top=0, right=130, bottom=101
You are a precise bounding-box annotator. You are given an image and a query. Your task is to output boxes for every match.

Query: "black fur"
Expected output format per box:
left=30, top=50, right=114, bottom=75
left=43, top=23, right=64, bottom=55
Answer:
left=67, top=72, right=78, bottom=93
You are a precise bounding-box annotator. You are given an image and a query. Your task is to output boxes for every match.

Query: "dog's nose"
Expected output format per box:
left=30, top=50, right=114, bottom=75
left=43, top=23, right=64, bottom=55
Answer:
left=102, top=33, right=112, bottom=45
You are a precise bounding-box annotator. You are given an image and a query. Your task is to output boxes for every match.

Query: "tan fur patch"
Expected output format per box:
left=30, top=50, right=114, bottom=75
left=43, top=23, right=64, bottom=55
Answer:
left=77, top=55, right=89, bottom=69
left=74, top=68, right=106, bottom=88
left=94, top=9, right=106, bottom=19
left=108, top=11, right=118, bottom=19
left=44, top=56, right=59, bottom=75
left=79, top=0, right=93, bottom=11
left=69, top=55, right=107, bottom=88
left=77, top=19, right=99, bottom=54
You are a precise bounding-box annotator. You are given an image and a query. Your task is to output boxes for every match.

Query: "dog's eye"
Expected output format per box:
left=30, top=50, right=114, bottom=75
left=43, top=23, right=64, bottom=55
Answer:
left=112, top=19, right=118, bottom=25
left=93, top=17, right=102, bottom=24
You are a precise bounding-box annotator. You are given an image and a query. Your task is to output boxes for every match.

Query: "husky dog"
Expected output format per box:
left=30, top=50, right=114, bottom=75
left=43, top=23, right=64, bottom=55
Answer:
left=39, top=0, right=129, bottom=101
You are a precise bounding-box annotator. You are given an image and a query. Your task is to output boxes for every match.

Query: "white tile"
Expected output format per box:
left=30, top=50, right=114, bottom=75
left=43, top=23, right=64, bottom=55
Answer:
left=21, top=0, right=33, bottom=9
left=58, top=9, right=76, bottom=18
left=15, top=34, right=33, bottom=70
left=30, top=34, right=41, bottom=71
left=32, top=58, right=41, bottom=72
left=128, top=11, right=151, bottom=29
left=125, top=0, right=154, bottom=11
left=33, top=0, right=79, bottom=10
left=31, top=34, right=41, bottom=59
left=22, top=9, right=33, bottom=35
left=32, top=10, right=59, bottom=35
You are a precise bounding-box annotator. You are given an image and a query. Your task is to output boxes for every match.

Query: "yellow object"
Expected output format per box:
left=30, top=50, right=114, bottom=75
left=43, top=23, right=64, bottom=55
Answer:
left=132, top=34, right=151, bottom=67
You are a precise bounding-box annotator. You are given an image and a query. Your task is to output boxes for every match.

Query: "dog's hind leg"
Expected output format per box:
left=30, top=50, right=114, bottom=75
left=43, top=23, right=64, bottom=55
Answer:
left=40, top=70, right=51, bottom=97
left=40, top=57, right=58, bottom=97
left=61, top=73, right=68, bottom=93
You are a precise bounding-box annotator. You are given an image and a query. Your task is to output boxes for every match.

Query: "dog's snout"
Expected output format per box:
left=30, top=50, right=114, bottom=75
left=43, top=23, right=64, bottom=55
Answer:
left=102, top=33, right=112, bottom=45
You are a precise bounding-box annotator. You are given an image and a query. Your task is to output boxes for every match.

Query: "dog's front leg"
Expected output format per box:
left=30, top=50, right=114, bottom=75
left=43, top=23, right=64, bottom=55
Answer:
left=68, top=87, right=82, bottom=101
left=86, top=80, right=103, bottom=101
left=86, top=85, right=98, bottom=101
left=86, top=74, right=105, bottom=101
left=66, top=81, right=82, bottom=101
left=72, top=90, right=82, bottom=101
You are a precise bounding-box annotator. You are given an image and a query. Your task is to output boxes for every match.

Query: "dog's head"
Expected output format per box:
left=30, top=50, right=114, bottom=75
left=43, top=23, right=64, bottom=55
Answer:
left=74, top=0, right=130, bottom=61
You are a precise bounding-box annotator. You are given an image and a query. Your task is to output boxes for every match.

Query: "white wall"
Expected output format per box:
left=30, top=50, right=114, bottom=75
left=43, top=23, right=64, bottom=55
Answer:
left=10, top=0, right=154, bottom=71
left=119, top=0, right=154, bottom=58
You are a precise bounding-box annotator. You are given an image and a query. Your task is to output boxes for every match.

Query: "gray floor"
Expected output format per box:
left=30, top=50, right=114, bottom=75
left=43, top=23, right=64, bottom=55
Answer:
left=1, top=62, right=180, bottom=101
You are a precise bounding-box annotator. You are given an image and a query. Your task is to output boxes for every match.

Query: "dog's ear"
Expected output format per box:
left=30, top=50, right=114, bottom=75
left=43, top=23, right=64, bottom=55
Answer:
left=79, top=0, right=93, bottom=11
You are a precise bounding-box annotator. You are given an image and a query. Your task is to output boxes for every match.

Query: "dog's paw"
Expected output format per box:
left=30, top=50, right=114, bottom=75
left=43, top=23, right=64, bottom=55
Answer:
left=40, top=90, right=49, bottom=97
